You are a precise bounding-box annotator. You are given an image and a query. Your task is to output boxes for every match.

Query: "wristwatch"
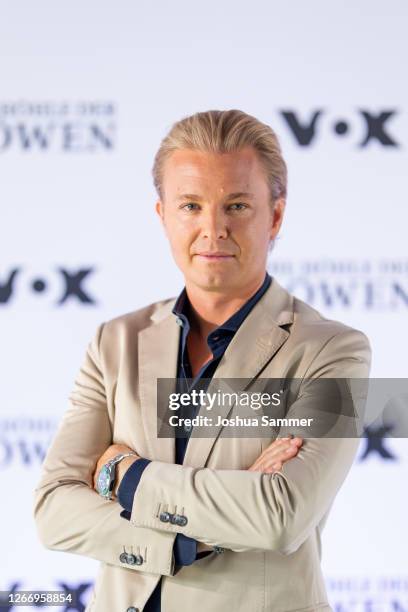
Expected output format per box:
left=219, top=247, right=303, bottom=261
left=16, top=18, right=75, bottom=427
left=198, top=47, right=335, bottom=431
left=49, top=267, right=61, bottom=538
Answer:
left=96, top=452, right=137, bottom=500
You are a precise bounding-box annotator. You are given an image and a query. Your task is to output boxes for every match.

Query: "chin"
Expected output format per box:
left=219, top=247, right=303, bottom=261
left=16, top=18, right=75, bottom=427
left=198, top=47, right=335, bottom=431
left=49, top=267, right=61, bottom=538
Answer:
left=192, top=273, right=235, bottom=292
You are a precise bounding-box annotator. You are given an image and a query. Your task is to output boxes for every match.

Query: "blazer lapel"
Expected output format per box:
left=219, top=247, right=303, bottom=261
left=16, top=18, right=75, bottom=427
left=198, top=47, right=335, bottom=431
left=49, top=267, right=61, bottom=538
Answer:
left=182, top=277, right=294, bottom=468
left=138, top=278, right=294, bottom=468
left=138, top=299, right=179, bottom=463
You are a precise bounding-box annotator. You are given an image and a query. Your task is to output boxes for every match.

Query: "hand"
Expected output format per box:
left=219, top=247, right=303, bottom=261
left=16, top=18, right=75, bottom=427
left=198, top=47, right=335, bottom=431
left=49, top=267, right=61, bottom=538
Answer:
left=93, top=443, right=140, bottom=499
left=248, top=436, right=303, bottom=474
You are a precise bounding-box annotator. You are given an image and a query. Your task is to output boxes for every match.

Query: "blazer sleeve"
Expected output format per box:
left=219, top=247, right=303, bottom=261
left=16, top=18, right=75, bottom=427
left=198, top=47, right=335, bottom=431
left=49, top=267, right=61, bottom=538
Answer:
left=128, top=329, right=371, bottom=555
left=32, top=322, right=177, bottom=576
left=118, top=458, right=199, bottom=566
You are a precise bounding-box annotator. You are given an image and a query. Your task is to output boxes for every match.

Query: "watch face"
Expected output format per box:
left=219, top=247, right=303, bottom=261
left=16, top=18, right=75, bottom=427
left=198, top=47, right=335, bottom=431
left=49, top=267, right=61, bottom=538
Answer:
left=97, top=465, right=111, bottom=496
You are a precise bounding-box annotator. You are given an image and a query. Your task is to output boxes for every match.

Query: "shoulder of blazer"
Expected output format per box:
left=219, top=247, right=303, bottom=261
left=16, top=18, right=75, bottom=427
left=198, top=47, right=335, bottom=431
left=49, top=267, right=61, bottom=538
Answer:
left=289, top=293, right=371, bottom=361
left=260, top=276, right=370, bottom=353
left=256, top=276, right=368, bottom=343
left=96, top=296, right=177, bottom=356
left=95, top=279, right=370, bottom=361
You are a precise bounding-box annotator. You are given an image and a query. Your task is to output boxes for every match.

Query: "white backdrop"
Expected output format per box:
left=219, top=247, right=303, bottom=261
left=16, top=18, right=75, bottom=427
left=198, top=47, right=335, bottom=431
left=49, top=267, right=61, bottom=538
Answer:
left=1, top=1, right=407, bottom=610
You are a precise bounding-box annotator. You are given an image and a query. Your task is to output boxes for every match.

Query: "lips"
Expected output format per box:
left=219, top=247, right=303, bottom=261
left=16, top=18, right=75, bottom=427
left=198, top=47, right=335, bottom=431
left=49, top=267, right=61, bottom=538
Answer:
left=195, top=252, right=234, bottom=257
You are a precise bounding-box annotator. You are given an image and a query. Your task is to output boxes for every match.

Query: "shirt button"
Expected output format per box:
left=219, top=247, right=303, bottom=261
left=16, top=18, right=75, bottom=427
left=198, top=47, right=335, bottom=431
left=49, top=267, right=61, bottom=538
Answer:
left=175, top=317, right=184, bottom=327
left=184, top=423, right=192, bottom=433
left=126, top=607, right=139, bottom=612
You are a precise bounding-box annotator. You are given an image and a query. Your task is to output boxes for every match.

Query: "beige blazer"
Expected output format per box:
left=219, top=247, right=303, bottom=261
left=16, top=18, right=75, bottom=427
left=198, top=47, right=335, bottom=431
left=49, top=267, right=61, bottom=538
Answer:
left=33, top=277, right=371, bottom=612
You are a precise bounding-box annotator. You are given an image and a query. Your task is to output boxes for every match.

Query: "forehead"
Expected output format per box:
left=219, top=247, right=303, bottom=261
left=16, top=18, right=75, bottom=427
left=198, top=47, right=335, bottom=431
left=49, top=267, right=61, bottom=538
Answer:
left=162, top=146, right=268, bottom=197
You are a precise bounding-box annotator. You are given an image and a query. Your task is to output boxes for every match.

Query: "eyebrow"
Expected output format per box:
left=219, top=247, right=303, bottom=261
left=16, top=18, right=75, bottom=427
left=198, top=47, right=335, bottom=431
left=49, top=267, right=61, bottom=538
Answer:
left=177, top=192, right=254, bottom=201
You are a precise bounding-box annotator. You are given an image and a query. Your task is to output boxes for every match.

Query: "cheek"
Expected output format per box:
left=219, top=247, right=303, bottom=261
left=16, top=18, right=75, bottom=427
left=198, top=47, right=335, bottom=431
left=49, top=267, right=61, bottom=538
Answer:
left=230, top=219, right=271, bottom=261
left=232, top=218, right=269, bottom=244
left=166, top=220, right=194, bottom=257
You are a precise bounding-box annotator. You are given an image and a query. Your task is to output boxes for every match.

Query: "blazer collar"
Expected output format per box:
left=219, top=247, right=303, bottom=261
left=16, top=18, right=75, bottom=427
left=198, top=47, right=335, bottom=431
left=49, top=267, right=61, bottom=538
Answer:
left=138, top=276, right=294, bottom=466
left=150, top=275, right=293, bottom=327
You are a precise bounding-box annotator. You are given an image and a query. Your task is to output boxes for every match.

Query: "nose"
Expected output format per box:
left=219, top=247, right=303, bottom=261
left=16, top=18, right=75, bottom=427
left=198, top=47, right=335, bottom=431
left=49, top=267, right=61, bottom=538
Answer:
left=200, top=207, right=228, bottom=240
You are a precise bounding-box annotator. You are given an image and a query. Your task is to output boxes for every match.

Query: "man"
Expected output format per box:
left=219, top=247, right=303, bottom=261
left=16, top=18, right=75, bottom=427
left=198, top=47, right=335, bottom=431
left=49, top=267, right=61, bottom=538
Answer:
left=33, top=109, right=371, bottom=612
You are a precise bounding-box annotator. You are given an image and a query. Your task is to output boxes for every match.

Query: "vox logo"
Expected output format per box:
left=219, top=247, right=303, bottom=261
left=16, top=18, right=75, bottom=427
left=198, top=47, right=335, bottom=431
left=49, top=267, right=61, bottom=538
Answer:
left=280, top=109, right=399, bottom=147
left=0, top=267, right=97, bottom=306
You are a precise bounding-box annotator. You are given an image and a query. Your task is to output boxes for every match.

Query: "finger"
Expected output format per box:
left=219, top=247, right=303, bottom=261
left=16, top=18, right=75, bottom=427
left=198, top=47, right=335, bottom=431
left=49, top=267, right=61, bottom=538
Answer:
left=262, top=439, right=299, bottom=461
left=248, top=437, right=302, bottom=471
left=273, top=436, right=292, bottom=447
left=248, top=459, right=262, bottom=471
left=272, top=438, right=302, bottom=457
left=285, top=444, right=299, bottom=454
left=248, top=458, right=268, bottom=472
left=261, top=461, right=282, bottom=474
left=262, top=445, right=299, bottom=470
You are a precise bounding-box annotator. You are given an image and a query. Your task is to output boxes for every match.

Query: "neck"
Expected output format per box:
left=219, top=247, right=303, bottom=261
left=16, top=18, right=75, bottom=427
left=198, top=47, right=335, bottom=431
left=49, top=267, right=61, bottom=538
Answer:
left=185, top=273, right=266, bottom=340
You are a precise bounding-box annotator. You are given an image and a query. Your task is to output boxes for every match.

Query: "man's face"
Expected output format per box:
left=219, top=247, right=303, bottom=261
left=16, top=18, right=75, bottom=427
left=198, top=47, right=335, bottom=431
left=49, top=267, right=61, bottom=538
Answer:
left=156, top=146, right=285, bottom=293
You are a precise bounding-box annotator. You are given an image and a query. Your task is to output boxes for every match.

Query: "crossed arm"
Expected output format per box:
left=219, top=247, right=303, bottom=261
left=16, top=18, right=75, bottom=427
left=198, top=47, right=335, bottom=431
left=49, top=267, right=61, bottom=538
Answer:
left=91, top=436, right=302, bottom=565
left=33, top=322, right=371, bottom=574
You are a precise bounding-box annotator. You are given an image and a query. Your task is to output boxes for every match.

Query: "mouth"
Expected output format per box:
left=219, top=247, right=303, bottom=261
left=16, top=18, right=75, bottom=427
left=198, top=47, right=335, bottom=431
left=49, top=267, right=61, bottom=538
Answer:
left=194, top=252, right=235, bottom=261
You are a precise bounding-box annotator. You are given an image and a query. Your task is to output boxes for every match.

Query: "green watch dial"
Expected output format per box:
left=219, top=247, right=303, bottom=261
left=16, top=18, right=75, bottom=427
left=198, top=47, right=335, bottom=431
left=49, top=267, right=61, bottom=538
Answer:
left=97, top=464, right=112, bottom=496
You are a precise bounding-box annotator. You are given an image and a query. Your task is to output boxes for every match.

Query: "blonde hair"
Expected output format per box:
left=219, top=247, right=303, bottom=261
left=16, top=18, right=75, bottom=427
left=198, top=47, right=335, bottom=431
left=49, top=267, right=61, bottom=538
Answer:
left=152, top=109, right=287, bottom=206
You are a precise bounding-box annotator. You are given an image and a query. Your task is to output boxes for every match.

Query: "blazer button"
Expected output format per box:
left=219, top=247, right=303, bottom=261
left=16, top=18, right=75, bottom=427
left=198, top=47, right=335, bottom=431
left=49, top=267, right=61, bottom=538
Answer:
left=159, top=511, right=172, bottom=523
left=170, top=514, right=179, bottom=525
left=177, top=515, right=188, bottom=526
left=126, top=553, right=137, bottom=565
left=126, top=607, right=139, bottom=612
left=119, top=552, right=128, bottom=564
left=135, top=554, right=144, bottom=565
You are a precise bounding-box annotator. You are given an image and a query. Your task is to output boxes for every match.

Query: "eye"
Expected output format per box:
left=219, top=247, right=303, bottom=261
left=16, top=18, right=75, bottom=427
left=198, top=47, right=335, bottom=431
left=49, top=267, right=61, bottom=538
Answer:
left=228, top=202, right=248, bottom=211
left=180, top=202, right=200, bottom=211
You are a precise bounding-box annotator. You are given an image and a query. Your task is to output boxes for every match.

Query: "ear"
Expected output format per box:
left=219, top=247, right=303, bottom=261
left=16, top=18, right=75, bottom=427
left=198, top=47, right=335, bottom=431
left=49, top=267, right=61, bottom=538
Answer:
left=155, top=200, right=165, bottom=224
left=270, top=198, right=286, bottom=240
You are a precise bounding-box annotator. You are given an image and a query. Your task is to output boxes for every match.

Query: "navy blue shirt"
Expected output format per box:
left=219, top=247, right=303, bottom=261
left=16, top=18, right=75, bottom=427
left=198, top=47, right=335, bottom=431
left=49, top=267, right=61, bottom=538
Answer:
left=118, top=272, right=272, bottom=611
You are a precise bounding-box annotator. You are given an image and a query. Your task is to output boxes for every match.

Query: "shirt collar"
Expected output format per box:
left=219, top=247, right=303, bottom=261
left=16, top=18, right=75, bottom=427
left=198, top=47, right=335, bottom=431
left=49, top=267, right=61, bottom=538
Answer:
left=172, top=272, right=272, bottom=340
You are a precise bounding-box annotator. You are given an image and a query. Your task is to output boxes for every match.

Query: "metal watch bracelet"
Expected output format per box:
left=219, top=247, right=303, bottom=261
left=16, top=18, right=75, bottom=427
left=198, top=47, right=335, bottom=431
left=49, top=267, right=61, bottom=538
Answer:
left=97, top=452, right=138, bottom=499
